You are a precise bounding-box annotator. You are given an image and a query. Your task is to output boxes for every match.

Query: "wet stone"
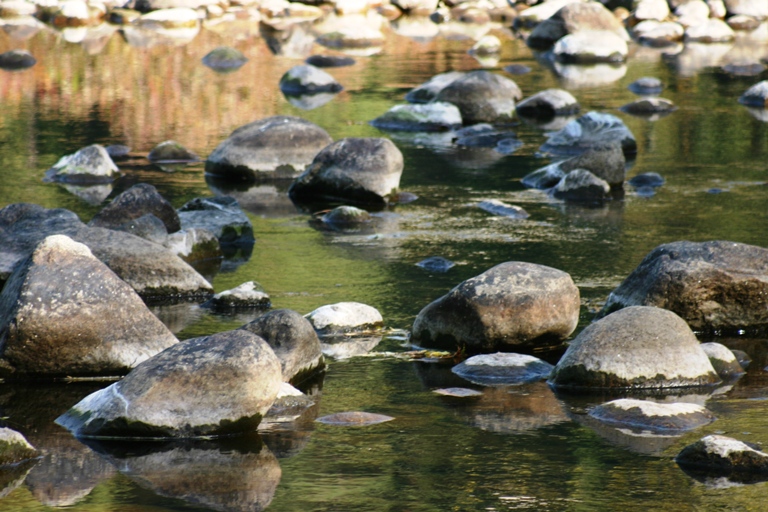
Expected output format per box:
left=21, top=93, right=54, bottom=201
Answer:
left=676, top=435, right=768, bottom=480
left=451, top=353, right=554, bottom=386
left=202, top=46, right=248, bottom=72
left=316, top=412, right=394, bottom=426
left=306, top=302, right=384, bottom=336
left=628, top=76, right=664, bottom=96
left=433, top=387, right=483, bottom=397
left=701, top=342, right=745, bottom=380
left=416, top=256, right=455, bottom=273
left=588, top=399, right=716, bottom=433
left=0, top=49, right=36, bottom=70
left=628, top=172, right=665, bottom=188
left=147, top=140, right=199, bottom=163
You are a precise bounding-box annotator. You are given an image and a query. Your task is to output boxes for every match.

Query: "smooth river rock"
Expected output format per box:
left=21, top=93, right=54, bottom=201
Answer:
left=412, top=261, right=580, bottom=353
left=306, top=301, right=384, bottom=336
left=676, top=434, right=768, bottom=479
left=434, top=70, right=522, bottom=125
left=548, top=306, right=721, bottom=390
left=451, top=353, right=554, bottom=386
left=44, top=144, right=120, bottom=184
left=370, top=102, right=462, bottom=132
left=279, top=64, right=343, bottom=95
left=588, top=399, right=716, bottom=432
left=205, top=281, right=271, bottom=310
left=405, top=71, right=465, bottom=104
left=551, top=169, right=611, bottom=203
left=56, top=330, right=283, bottom=438
left=599, top=240, right=768, bottom=333
left=0, top=428, right=38, bottom=465
left=516, top=88, right=580, bottom=119
left=0, top=235, right=179, bottom=378
left=88, top=183, right=181, bottom=234
left=540, top=111, right=637, bottom=156
left=700, top=342, right=746, bottom=379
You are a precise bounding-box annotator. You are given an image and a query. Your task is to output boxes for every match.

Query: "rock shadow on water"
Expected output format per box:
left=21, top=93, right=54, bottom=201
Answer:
left=81, top=434, right=281, bottom=512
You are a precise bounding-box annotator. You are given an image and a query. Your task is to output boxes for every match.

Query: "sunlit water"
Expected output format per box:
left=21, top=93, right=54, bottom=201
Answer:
left=1, top=14, right=768, bottom=512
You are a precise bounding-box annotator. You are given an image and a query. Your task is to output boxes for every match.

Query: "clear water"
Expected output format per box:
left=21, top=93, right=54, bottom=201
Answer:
left=1, top=16, right=768, bottom=512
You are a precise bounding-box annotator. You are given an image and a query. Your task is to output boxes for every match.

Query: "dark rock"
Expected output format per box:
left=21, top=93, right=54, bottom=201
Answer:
left=434, top=71, right=522, bottom=125
left=619, top=97, right=677, bottom=116
left=177, top=196, right=254, bottom=246
left=551, top=169, right=610, bottom=203
left=89, top=183, right=181, bottom=234
left=305, top=54, right=355, bottom=67
left=456, top=130, right=519, bottom=148
left=628, top=172, right=665, bottom=188
left=541, top=111, right=637, bottom=156
left=105, top=144, right=131, bottom=160
left=279, top=64, right=343, bottom=95
left=0, top=49, right=36, bottom=70
left=723, top=62, right=765, bottom=77
left=306, top=302, right=384, bottom=336
left=701, top=342, right=746, bottom=379
left=147, top=140, right=199, bottom=163
left=521, top=165, right=565, bottom=189
left=202, top=46, right=248, bottom=72
left=241, top=309, right=325, bottom=385
left=205, top=281, right=271, bottom=310
left=0, top=428, right=38, bottom=465
left=104, top=213, right=168, bottom=245
left=516, top=89, right=580, bottom=119
left=588, top=399, right=716, bottom=432
left=599, top=240, right=768, bottom=333
left=527, top=1, right=629, bottom=49
left=370, top=102, right=462, bottom=132
left=416, top=256, right=455, bottom=272
left=44, top=144, right=120, bottom=184
left=55, top=330, right=283, bottom=438
left=739, top=81, right=768, bottom=108
left=628, top=76, right=664, bottom=96
left=412, top=261, right=580, bottom=353
left=405, top=71, right=465, bottom=104
left=549, top=306, right=721, bottom=390
left=205, top=116, right=333, bottom=181
left=676, top=435, right=768, bottom=479
left=288, top=137, right=403, bottom=208
left=476, top=199, right=529, bottom=219
left=451, top=353, right=554, bottom=386
left=503, top=64, right=531, bottom=75
left=553, top=31, right=629, bottom=64
left=0, top=235, right=179, bottom=378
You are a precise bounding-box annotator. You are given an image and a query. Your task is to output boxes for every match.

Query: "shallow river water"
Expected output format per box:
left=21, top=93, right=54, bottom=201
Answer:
left=2, top=11, right=768, bottom=512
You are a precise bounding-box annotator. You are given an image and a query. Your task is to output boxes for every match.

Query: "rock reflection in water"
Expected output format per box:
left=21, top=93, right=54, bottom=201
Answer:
left=86, top=436, right=282, bottom=512
left=320, top=335, right=382, bottom=360
left=260, top=21, right=315, bottom=58
left=0, top=459, right=36, bottom=499
left=206, top=176, right=301, bottom=218
left=571, top=412, right=682, bottom=456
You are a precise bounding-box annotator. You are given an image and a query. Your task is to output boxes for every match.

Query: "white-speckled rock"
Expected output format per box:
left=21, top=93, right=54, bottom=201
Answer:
left=589, top=399, right=716, bottom=432
left=553, top=31, right=628, bottom=63
left=306, top=302, right=383, bottom=335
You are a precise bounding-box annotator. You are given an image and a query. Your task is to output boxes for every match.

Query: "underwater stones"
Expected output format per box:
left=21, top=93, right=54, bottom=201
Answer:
left=416, top=256, right=455, bottom=272
left=44, top=144, right=120, bottom=184
left=540, top=111, right=636, bottom=156
left=527, top=1, right=629, bottom=49
left=553, top=30, right=628, bottom=63
left=56, top=330, right=283, bottom=438
left=0, top=235, right=179, bottom=378
left=147, top=140, right=199, bottom=163
left=370, top=102, right=462, bottom=132
left=551, top=169, right=610, bottom=203
left=476, top=199, right=529, bottom=219
left=412, top=261, right=580, bottom=353
left=548, top=306, right=721, bottom=390
left=628, top=77, right=664, bottom=96
left=278, top=64, right=342, bottom=95
left=620, top=97, right=677, bottom=117
left=588, top=399, right=716, bottom=432
left=516, top=89, right=580, bottom=119
left=241, top=309, right=324, bottom=384
left=739, top=80, right=768, bottom=108
left=434, top=71, right=522, bottom=125
left=676, top=435, right=768, bottom=477
left=288, top=137, right=403, bottom=208
left=177, top=196, right=254, bottom=246
left=405, top=71, right=465, bottom=104
left=0, top=428, right=37, bottom=465
left=305, top=54, right=355, bottom=67
left=599, top=241, right=768, bottom=333
left=201, top=46, right=247, bottom=72
left=306, top=302, right=383, bottom=336
left=205, top=281, right=271, bottom=310
left=701, top=342, right=745, bottom=379
left=0, top=49, right=35, bottom=70
left=88, top=183, right=181, bottom=234
left=451, top=353, right=554, bottom=386
left=206, top=116, right=333, bottom=181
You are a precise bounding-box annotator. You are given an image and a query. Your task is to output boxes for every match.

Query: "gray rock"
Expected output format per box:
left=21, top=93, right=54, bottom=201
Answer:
left=279, top=65, right=342, bottom=96
left=102, top=214, right=168, bottom=245
left=455, top=128, right=520, bottom=148
left=0, top=49, right=36, bottom=70
left=205, top=281, right=271, bottom=310
left=201, top=46, right=248, bottom=72
left=599, top=241, right=768, bottom=333
left=241, top=309, right=325, bottom=385
left=434, top=70, right=522, bottom=125
left=264, top=382, right=316, bottom=424
left=504, top=64, right=531, bottom=75
left=288, top=137, right=403, bottom=208
left=620, top=97, right=678, bottom=116
left=527, top=1, right=629, bottom=49
left=0, top=203, right=213, bottom=300
left=739, top=80, right=768, bottom=108
left=306, top=302, right=383, bottom=336
left=516, top=89, right=580, bottom=119
left=370, top=102, right=462, bottom=132
left=521, top=164, right=566, bottom=189
left=55, top=330, right=283, bottom=438
left=0, top=235, right=179, bottom=378
left=0, top=428, right=38, bottom=465
left=412, top=261, right=580, bottom=353
left=416, top=256, right=455, bottom=272
left=539, top=143, right=626, bottom=188
left=44, top=144, right=120, bottom=184
left=700, top=342, right=746, bottom=379
left=588, top=399, right=716, bottom=432
left=177, top=196, right=254, bottom=247
left=551, top=169, right=611, bottom=203
left=540, top=111, right=637, bottom=156
left=676, top=435, right=768, bottom=478
left=205, top=116, right=333, bottom=181
left=405, top=71, right=465, bottom=104
left=476, top=199, right=529, bottom=219
left=89, top=183, right=181, bottom=234
left=305, top=54, right=355, bottom=67
left=147, top=140, right=199, bottom=163
left=320, top=205, right=372, bottom=227
left=628, top=77, right=664, bottom=96
left=553, top=30, right=628, bottom=64
left=163, top=228, right=222, bottom=266
left=628, top=172, right=665, bottom=188
left=451, top=353, right=554, bottom=386
left=632, top=20, right=685, bottom=47
left=105, top=144, right=131, bottom=160
left=549, top=306, right=721, bottom=389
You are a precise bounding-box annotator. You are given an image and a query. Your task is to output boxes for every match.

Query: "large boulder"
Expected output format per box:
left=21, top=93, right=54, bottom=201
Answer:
left=241, top=309, right=325, bottom=385
left=548, top=306, right=721, bottom=390
left=205, top=116, right=333, bottom=181
left=527, top=1, right=629, bottom=49
left=288, top=138, right=403, bottom=208
left=44, top=144, right=120, bottom=184
left=278, top=64, right=342, bottom=95
left=433, top=71, right=522, bottom=125
left=599, top=241, right=768, bottom=333
left=0, top=235, right=179, bottom=378
left=88, top=183, right=181, bottom=234
left=412, top=262, right=580, bottom=353
left=0, top=204, right=213, bottom=300
left=540, top=111, right=637, bottom=156
left=55, top=330, right=283, bottom=438
left=177, top=196, right=254, bottom=247
left=551, top=169, right=611, bottom=203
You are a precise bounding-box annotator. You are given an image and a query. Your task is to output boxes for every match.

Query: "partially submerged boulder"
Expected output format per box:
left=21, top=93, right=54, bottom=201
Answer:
left=540, top=111, right=637, bottom=156
left=451, top=353, right=554, bottom=386
left=548, top=306, right=721, bottom=390
left=553, top=30, right=628, bottom=63
left=405, top=71, right=465, bottom=104
left=0, top=235, right=179, bottom=378
left=476, top=199, right=529, bottom=219
left=700, top=342, right=746, bottom=379
left=279, top=64, right=343, bottom=95
left=676, top=435, right=768, bottom=479
left=177, top=196, right=254, bottom=247
left=88, top=183, right=181, bottom=234
left=205, top=116, right=333, bottom=181
left=204, top=281, right=271, bottom=310
left=530, top=143, right=625, bottom=190
left=551, top=169, right=611, bottom=203
left=44, top=144, right=120, bottom=184
left=288, top=138, right=403, bottom=208
left=588, top=399, right=716, bottom=432
left=0, top=428, right=38, bottom=465
left=370, top=102, right=462, bottom=132
left=628, top=77, right=664, bottom=96
left=516, top=89, right=580, bottom=119
left=433, top=70, right=522, bottom=125
left=412, top=262, right=580, bottom=353
left=55, top=330, right=283, bottom=438
left=241, top=309, right=325, bottom=385
left=619, top=98, right=677, bottom=117
left=147, top=140, right=199, bottom=163
left=305, top=302, right=383, bottom=336
left=599, top=241, right=768, bottom=333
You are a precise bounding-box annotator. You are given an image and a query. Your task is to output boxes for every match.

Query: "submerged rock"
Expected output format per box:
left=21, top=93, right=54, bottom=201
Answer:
left=548, top=306, right=721, bottom=390
left=370, top=102, right=462, bottom=132
left=412, top=261, right=580, bottom=353
left=521, top=165, right=565, bottom=189
left=701, top=342, right=746, bottom=379
left=205, top=116, right=333, bottom=181
left=599, top=240, right=768, bottom=333
left=551, top=169, right=610, bottom=203
left=619, top=97, right=677, bottom=117
left=306, top=302, right=383, bottom=336
left=588, top=399, right=716, bottom=432
left=316, top=412, right=394, bottom=426
left=628, top=76, right=664, bottom=96
left=44, top=144, right=120, bottom=184
left=320, top=205, right=372, bottom=227
left=177, top=196, right=253, bottom=247
left=676, top=435, right=768, bottom=479
left=451, top=353, right=554, bottom=386
left=0, top=235, right=178, bottom=378
left=305, top=54, right=355, bottom=67
left=201, top=46, right=247, bottom=72
left=89, top=183, right=181, bottom=234
left=147, top=140, right=199, bottom=163
left=628, top=172, right=665, bottom=189
left=416, top=256, right=455, bottom=272
left=288, top=137, right=403, bottom=208
left=279, top=64, right=343, bottom=95
left=56, top=330, right=283, bottom=438
left=205, top=281, right=271, bottom=310
left=434, top=70, right=522, bottom=125
left=540, top=111, right=637, bottom=156
left=0, top=49, right=36, bottom=70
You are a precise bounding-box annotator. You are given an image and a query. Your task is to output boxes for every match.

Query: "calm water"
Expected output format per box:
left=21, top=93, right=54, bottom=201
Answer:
left=2, top=13, right=768, bottom=512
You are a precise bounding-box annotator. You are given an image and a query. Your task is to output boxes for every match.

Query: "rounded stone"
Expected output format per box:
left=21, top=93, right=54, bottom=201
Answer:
left=305, top=54, right=355, bottom=68
left=553, top=31, right=628, bottom=64
left=548, top=306, right=721, bottom=390
left=44, top=144, right=120, bottom=184
left=202, top=46, right=247, bottom=72
left=306, top=302, right=383, bottom=336
left=412, top=261, right=580, bottom=353
left=540, top=111, right=637, bottom=156
left=476, top=199, right=529, bottom=219
left=147, top=140, right=199, bottom=163
left=701, top=342, right=745, bottom=379
left=619, top=98, right=677, bottom=116
left=205, top=281, right=271, bottom=309
left=676, top=434, right=768, bottom=476
left=588, top=399, right=716, bottom=432
left=739, top=81, right=768, bottom=108
left=516, top=89, right=580, bottom=119
left=370, top=102, right=462, bottom=132
left=451, top=353, right=554, bottom=386
left=0, top=49, right=36, bottom=70
left=405, top=71, right=465, bottom=104
left=279, top=64, right=343, bottom=95
left=551, top=169, right=610, bottom=203
left=628, top=77, right=664, bottom=96
left=321, top=205, right=372, bottom=226
left=0, top=428, right=38, bottom=465
left=434, top=70, right=522, bottom=125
